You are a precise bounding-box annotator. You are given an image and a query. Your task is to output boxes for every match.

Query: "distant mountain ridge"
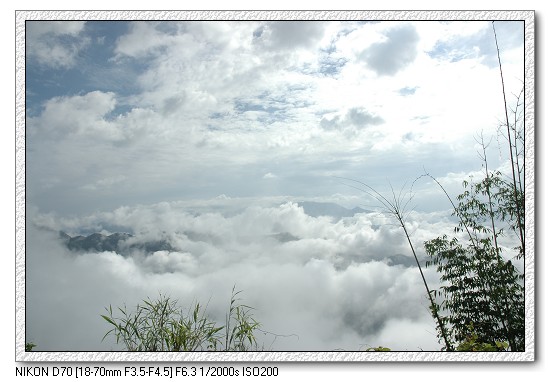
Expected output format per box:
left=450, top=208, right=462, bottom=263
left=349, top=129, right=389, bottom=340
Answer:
left=58, top=230, right=425, bottom=268
left=385, top=254, right=427, bottom=268
left=59, top=231, right=175, bottom=256
left=298, top=201, right=371, bottom=219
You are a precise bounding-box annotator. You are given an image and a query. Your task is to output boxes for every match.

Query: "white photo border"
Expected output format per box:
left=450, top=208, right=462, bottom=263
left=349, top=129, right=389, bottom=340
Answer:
left=15, top=9, right=535, bottom=362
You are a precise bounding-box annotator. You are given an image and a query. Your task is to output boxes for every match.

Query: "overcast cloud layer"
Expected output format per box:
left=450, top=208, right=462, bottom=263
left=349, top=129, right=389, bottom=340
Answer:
left=25, top=20, right=524, bottom=352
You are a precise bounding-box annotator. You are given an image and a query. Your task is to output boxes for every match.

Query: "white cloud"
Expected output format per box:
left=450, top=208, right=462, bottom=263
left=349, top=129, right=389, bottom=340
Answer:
left=27, top=22, right=520, bottom=214
left=358, top=23, right=420, bottom=76
left=26, top=21, right=88, bottom=68
left=263, top=172, right=277, bottom=179
left=114, top=21, right=178, bottom=59
left=27, top=20, right=86, bottom=37
left=29, top=91, right=119, bottom=140
left=255, top=21, right=327, bottom=51
left=80, top=175, right=128, bottom=191
left=26, top=197, right=463, bottom=351
left=320, top=107, right=384, bottom=134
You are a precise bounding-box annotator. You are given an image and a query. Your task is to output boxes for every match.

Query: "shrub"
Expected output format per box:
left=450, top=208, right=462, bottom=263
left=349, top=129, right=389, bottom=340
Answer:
left=101, top=287, right=261, bottom=351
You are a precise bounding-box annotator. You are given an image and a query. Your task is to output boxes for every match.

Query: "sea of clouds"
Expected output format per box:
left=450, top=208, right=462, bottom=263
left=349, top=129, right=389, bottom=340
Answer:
left=27, top=195, right=514, bottom=352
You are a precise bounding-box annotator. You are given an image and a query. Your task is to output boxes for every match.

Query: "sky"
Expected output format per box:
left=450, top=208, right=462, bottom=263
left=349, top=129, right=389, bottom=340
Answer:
left=24, top=19, right=526, bottom=352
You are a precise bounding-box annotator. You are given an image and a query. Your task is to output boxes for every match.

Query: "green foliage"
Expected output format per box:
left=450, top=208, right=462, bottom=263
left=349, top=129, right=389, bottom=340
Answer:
left=224, top=288, right=261, bottom=351
left=25, top=342, right=36, bottom=352
left=101, top=287, right=261, bottom=351
left=424, top=170, right=525, bottom=351
left=365, top=346, right=391, bottom=352
left=456, top=323, right=509, bottom=352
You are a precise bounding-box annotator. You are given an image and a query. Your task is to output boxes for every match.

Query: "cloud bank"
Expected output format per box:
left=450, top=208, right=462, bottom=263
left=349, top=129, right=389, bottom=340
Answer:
left=27, top=199, right=469, bottom=351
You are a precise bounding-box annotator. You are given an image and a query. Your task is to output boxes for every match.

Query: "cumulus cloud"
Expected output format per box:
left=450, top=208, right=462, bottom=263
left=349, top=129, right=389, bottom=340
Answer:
left=254, top=21, right=326, bottom=51
left=114, top=21, right=178, bottom=59
left=320, top=107, right=384, bottom=132
left=29, top=91, right=119, bottom=140
left=26, top=21, right=88, bottom=68
left=25, top=20, right=523, bottom=217
left=427, top=21, right=524, bottom=68
left=27, top=20, right=86, bottom=37
left=359, top=24, right=420, bottom=76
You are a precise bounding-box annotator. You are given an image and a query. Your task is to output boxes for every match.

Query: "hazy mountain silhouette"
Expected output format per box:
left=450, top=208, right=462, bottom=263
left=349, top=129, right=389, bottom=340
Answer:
left=298, top=201, right=371, bottom=219
left=59, top=231, right=175, bottom=256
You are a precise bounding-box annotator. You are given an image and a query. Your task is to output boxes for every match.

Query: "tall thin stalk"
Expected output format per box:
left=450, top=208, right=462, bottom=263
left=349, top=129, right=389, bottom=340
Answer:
left=492, top=21, right=525, bottom=258
left=476, top=134, right=500, bottom=253
left=478, top=135, right=518, bottom=349
left=337, top=177, right=453, bottom=351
